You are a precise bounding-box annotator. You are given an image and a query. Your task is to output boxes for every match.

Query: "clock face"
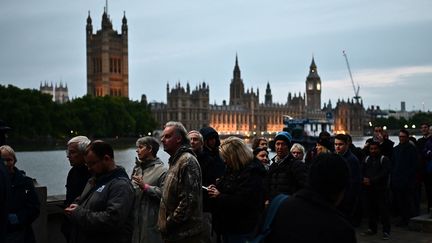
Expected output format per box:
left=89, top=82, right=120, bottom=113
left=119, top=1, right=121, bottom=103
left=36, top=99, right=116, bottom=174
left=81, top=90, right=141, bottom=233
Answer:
left=308, top=82, right=313, bottom=90
left=317, top=83, right=321, bottom=90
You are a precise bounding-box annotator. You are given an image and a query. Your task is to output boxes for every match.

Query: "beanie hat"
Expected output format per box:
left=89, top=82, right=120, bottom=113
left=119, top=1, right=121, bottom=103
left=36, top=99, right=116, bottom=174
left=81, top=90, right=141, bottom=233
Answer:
left=308, top=153, right=349, bottom=199
left=317, top=138, right=333, bottom=152
left=253, top=147, right=268, bottom=156
left=274, top=131, right=292, bottom=145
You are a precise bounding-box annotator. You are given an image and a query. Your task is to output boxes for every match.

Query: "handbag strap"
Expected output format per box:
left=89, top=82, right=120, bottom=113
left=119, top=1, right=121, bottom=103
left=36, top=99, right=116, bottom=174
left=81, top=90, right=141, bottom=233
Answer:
left=249, top=193, right=289, bottom=243
left=263, top=194, right=289, bottom=232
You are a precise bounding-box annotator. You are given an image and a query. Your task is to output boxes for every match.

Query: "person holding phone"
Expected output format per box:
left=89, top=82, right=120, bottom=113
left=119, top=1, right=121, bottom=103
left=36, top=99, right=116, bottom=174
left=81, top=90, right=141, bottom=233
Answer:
left=208, top=137, right=266, bottom=243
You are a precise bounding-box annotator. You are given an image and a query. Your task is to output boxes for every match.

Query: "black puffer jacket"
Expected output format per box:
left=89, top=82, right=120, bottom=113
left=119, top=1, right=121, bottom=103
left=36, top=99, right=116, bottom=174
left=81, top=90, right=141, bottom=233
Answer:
left=266, top=154, right=307, bottom=199
left=212, top=158, right=266, bottom=234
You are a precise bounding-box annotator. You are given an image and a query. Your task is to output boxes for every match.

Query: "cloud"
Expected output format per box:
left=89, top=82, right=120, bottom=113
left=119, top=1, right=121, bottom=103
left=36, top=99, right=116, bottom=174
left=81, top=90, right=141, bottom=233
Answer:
left=325, top=65, right=432, bottom=89
left=322, top=65, right=432, bottom=110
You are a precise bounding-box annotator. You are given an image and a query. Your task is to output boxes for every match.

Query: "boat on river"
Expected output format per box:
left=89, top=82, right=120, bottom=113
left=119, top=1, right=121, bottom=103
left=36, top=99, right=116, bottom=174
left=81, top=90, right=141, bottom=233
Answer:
left=269, top=114, right=334, bottom=151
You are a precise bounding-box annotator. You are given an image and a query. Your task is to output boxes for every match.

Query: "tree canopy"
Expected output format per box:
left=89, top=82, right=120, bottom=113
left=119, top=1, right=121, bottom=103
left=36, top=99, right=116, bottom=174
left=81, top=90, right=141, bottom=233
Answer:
left=0, top=85, right=158, bottom=140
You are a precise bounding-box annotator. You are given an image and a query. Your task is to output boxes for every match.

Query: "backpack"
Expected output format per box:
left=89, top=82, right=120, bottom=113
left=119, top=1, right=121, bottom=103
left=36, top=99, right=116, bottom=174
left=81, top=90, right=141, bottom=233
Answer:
left=364, top=155, right=385, bottom=166
left=248, top=194, right=289, bottom=243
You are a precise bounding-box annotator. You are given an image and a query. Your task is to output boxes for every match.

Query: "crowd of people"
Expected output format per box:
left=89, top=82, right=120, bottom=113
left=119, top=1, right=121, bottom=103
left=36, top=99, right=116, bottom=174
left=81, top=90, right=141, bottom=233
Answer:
left=1, top=120, right=432, bottom=243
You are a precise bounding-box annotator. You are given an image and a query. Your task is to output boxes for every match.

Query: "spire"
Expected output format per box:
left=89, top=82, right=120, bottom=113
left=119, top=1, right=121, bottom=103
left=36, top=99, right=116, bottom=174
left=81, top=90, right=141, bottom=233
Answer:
left=87, top=11, right=92, bottom=24
left=233, top=53, right=241, bottom=80
left=307, top=55, right=319, bottom=78
left=310, top=55, right=317, bottom=70
left=122, top=11, right=127, bottom=24
left=101, top=3, right=112, bottom=30
left=265, top=81, right=272, bottom=105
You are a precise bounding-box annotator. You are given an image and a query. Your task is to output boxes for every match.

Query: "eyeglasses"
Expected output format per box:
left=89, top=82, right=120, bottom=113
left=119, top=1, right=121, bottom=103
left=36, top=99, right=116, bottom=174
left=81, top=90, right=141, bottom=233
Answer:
left=85, top=159, right=100, bottom=168
left=66, top=150, right=78, bottom=156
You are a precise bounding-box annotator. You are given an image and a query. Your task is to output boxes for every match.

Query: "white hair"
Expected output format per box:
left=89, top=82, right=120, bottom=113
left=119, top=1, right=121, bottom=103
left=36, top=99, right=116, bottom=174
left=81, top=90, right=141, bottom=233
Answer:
left=67, top=136, right=91, bottom=152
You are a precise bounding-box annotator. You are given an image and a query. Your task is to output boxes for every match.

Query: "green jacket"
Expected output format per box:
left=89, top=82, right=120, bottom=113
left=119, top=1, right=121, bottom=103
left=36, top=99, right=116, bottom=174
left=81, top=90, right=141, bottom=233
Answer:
left=158, top=146, right=204, bottom=241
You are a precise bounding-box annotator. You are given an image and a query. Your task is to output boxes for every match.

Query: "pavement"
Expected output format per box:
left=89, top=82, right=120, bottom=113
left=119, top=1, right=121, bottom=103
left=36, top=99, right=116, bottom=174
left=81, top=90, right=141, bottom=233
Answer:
left=356, top=224, right=431, bottom=243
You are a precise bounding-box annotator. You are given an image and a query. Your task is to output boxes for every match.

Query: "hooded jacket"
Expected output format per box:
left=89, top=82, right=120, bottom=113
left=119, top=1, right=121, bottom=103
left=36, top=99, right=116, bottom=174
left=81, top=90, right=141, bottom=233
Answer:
left=158, top=146, right=204, bottom=241
left=131, top=157, right=166, bottom=243
left=68, top=166, right=135, bottom=243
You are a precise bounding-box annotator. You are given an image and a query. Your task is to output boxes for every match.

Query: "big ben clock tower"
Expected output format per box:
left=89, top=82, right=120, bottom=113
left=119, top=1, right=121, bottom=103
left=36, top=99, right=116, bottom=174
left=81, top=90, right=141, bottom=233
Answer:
left=306, top=57, right=322, bottom=111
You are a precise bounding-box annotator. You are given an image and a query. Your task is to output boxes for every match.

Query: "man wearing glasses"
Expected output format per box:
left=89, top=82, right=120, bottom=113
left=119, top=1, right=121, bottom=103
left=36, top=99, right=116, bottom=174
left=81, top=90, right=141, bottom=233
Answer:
left=65, top=140, right=135, bottom=243
left=62, top=136, right=92, bottom=242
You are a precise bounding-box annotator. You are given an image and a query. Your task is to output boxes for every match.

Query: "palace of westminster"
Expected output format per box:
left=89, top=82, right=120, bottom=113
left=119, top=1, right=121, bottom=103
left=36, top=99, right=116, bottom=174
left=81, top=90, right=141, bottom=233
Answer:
left=41, top=7, right=376, bottom=136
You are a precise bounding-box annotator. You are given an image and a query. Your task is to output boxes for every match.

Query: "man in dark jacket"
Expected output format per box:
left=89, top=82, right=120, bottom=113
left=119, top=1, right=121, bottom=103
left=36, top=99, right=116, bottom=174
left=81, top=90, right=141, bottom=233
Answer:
left=62, top=136, right=92, bottom=242
left=158, top=121, right=204, bottom=243
left=64, top=140, right=135, bottom=243
left=188, top=130, right=220, bottom=242
left=391, top=129, right=418, bottom=226
left=363, top=126, right=394, bottom=160
left=65, top=136, right=92, bottom=206
left=335, top=133, right=362, bottom=226
left=417, top=123, right=432, bottom=213
left=266, top=153, right=357, bottom=243
left=361, top=141, right=391, bottom=240
left=267, top=131, right=307, bottom=199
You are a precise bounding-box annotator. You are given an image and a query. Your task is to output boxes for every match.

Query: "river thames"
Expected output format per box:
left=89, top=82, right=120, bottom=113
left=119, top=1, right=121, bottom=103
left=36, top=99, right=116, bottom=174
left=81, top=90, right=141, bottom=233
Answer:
left=15, top=136, right=394, bottom=196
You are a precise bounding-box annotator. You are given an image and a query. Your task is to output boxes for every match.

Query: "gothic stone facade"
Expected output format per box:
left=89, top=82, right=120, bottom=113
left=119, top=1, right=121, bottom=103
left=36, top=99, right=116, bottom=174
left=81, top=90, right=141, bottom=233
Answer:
left=150, top=56, right=346, bottom=135
left=86, top=8, right=129, bottom=98
left=40, top=81, right=69, bottom=104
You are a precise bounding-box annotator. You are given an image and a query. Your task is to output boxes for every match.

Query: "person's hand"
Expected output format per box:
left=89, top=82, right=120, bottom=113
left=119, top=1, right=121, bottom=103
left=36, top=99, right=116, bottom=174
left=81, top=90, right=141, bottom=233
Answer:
left=132, top=175, right=149, bottom=191
left=207, top=184, right=220, bottom=198
left=64, top=203, right=78, bottom=215
left=363, top=178, right=371, bottom=186
left=377, top=133, right=384, bottom=143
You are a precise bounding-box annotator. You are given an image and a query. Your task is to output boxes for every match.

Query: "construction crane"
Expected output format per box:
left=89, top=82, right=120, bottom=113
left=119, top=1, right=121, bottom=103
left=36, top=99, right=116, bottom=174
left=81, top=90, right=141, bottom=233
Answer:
left=342, top=50, right=361, bottom=103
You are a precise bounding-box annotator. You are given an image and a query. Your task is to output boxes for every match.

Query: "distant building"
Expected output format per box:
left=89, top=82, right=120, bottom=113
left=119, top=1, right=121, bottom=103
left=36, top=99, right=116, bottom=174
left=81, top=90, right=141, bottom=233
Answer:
left=40, top=81, right=69, bottom=104
left=150, top=55, right=356, bottom=136
left=86, top=7, right=128, bottom=98
left=40, top=82, right=54, bottom=98
left=333, top=98, right=366, bottom=136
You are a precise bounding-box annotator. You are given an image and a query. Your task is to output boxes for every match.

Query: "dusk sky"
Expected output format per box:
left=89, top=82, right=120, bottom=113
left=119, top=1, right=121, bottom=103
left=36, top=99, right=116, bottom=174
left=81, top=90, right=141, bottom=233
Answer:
left=1, top=0, right=431, bottom=111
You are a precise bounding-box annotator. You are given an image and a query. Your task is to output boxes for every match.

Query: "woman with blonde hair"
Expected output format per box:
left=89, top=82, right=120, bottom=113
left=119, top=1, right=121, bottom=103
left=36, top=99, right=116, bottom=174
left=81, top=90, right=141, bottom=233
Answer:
left=208, top=137, right=266, bottom=243
left=290, top=143, right=305, bottom=162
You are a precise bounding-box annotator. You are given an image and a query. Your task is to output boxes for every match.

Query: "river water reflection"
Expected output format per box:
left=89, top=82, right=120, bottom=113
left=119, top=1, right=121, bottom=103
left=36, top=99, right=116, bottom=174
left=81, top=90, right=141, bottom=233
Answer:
left=15, top=136, right=393, bottom=196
